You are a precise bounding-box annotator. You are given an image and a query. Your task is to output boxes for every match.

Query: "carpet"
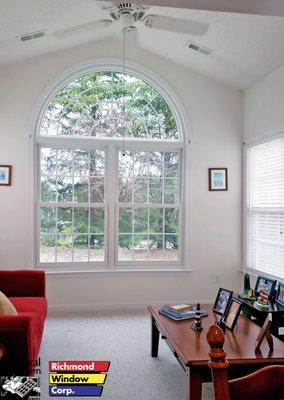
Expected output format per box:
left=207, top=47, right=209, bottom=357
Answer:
left=40, top=310, right=214, bottom=400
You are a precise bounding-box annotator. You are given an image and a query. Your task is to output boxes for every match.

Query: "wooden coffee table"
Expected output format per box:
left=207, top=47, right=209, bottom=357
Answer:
left=148, top=304, right=284, bottom=400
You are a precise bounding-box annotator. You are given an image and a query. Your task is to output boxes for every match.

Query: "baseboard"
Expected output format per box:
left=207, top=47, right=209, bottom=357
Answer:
left=47, top=300, right=214, bottom=314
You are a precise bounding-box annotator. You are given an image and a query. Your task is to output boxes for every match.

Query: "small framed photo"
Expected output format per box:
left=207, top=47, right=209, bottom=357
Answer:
left=0, top=165, right=12, bottom=186
left=223, top=299, right=242, bottom=330
left=255, top=313, right=273, bottom=351
left=254, top=276, right=277, bottom=299
left=276, top=282, right=284, bottom=307
left=213, top=288, right=233, bottom=316
left=209, top=168, right=228, bottom=191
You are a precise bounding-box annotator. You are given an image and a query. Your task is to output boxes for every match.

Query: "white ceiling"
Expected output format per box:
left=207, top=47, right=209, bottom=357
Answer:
left=0, top=0, right=284, bottom=89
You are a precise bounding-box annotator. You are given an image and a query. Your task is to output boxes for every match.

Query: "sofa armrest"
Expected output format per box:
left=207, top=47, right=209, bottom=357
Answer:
left=0, top=315, right=32, bottom=375
left=0, top=270, right=45, bottom=297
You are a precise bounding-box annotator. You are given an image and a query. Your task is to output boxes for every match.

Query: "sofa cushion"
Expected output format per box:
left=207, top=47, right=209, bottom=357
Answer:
left=0, top=291, right=18, bottom=316
left=9, top=297, right=47, bottom=362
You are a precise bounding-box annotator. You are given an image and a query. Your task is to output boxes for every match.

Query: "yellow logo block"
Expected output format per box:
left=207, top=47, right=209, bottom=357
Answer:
left=49, top=373, right=106, bottom=385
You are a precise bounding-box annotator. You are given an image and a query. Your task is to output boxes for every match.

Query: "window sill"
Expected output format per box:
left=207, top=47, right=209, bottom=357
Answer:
left=44, top=268, right=194, bottom=278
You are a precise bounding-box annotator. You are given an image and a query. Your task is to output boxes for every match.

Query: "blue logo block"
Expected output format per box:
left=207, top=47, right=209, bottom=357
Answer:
left=49, top=385, right=103, bottom=396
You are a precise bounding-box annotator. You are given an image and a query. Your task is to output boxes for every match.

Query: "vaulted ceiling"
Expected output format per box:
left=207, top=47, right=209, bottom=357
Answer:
left=0, top=0, right=284, bottom=89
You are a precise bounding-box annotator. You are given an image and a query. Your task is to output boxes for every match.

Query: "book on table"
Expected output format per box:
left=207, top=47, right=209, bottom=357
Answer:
left=168, top=304, right=192, bottom=312
left=159, top=305, right=208, bottom=321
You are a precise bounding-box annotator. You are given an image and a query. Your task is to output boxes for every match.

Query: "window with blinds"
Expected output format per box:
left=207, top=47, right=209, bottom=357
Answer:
left=245, top=136, right=284, bottom=279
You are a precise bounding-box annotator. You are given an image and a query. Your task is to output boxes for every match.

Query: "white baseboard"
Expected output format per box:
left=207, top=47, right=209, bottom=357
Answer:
left=47, top=299, right=214, bottom=314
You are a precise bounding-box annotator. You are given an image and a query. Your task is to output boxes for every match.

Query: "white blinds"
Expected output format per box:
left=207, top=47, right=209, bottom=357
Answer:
left=246, top=136, right=284, bottom=279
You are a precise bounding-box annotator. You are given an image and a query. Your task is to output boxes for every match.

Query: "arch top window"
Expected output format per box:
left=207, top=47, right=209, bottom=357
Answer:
left=40, top=71, right=180, bottom=141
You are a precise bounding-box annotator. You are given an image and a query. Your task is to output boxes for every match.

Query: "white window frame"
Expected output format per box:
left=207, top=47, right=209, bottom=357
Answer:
left=244, top=132, right=284, bottom=280
left=30, top=59, right=191, bottom=272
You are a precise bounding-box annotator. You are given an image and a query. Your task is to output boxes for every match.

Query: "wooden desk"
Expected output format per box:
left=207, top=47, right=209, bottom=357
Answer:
left=148, top=304, right=284, bottom=400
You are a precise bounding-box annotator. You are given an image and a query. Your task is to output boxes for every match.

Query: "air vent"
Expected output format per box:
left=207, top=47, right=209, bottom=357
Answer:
left=17, top=30, right=46, bottom=43
left=186, top=41, right=213, bottom=56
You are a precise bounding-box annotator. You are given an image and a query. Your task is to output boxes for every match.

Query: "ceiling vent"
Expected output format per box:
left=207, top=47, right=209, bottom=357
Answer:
left=17, top=30, right=46, bottom=43
left=186, top=41, right=214, bottom=56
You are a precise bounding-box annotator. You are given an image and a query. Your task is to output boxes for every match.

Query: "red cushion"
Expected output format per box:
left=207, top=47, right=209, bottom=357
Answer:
left=10, top=297, right=47, bottom=363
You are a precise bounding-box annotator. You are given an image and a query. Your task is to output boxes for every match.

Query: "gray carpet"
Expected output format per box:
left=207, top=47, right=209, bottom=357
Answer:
left=40, top=310, right=214, bottom=400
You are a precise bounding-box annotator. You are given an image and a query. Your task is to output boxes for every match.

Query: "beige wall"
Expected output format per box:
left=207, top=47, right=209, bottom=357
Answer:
left=0, top=38, right=243, bottom=309
left=244, top=64, right=284, bottom=140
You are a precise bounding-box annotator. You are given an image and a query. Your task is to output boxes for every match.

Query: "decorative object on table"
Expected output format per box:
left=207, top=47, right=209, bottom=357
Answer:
left=238, top=287, right=256, bottom=301
left=159, top=305, right=208, bottom=321
left=275, top=282, right=284, bottom=307
left=223, top=299, right=242, bottom=330
left=244, top=273, right=250, bottom=292
left=255, top=313, right=274, bottom=352
left=0, top=165, right=12, bottom=186
left=255, top=276, right=277, bottom=300
left=213, top=288, right=233, bottom=316
left=256, top=283, right=270, bottom=311
left=191, top=303, right=203, bottom=331
left=208, top=168, right=228, bottom=191
left=168, top=303, right=192, bottom=312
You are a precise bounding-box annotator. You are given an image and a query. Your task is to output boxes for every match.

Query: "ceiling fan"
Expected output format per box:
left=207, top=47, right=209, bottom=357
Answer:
left=53, top=2, right=209, bottom=40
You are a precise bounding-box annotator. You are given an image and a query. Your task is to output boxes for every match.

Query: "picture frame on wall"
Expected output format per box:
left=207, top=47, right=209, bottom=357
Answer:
left=209, top=168, right=228, bottom=191
left=0, top=165, right=12, bottom=186
left=223, top=298, right=242, bottom=330
left=213, top=288, right=233, bottom=316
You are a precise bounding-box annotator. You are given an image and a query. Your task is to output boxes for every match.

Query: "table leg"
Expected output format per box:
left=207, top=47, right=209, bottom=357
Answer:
left=188, top=369, right=202, bottom=400
left=151, top=316, right=159, bottom=357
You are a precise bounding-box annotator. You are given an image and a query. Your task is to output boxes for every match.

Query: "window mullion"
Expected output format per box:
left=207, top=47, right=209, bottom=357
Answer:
left=107, top=144, right=116, bottom=268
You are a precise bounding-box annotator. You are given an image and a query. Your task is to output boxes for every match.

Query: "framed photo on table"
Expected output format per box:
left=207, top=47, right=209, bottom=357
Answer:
left=276, top=282, right=284, bottom=307
left=255, top=313, right=273, bottom=351
left=223, top=299, right=242, bottom=330
left=255, top=276, right=277, bottom=299
left=213, top=288, right=233, bottom=316
left=208, top=168, right=228, bottom=191
left=0, top=165, right=12, bottom=186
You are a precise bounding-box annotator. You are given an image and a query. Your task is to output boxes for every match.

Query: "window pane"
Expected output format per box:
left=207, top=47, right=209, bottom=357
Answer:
left=74, top=176, right=89, bottom=203
left=58, top=176, right=73, bottom=202
left=119, top=178, right=132, bottom=203
left=40, top=207, right=56, bottom=233
left=90, top=208, right=104, bottom=233
left=165, top=234, right=179, bottom=261
left=74, top=208, right=88, bottom=233
left=133, top=178, right=148, bottom=203
left=149, top=178, right=163, bottom=203
left=73, top=149, right=89, bottom=176
left=165, top=209, right=179, bottom=233
left=149, top=208, right=163, bottom=233
left=90, top=178, right=104, bottom=203
left=119, top=208, right=133, bottom=233
left=164, top=178, right=179, bottom=204
left=149, top=234, right=164, bottom=260
left=73, top=234, right=89, bottom=262
left=134, top=208, right=148, bottom=233
left=41, top=177, right=56, bottom=202
left=134, top=234, right=148, bottom=260
left=40, top=234, right=56, bottom=262
left=164, top=152, right=179, bottom=177
left=57, top=208, right=72, bottom=234
left=118, top=234, right=133, bottom=261
left=57, top=149, right=73, bottom=176
left=57, top=235, right=72, bottom=262
left=89, top=235, right=104, bottom=261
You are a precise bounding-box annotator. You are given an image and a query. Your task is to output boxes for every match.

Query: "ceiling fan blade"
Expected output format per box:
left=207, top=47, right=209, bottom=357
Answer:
left=144, top=15, right=209, bottom=36
left=53, top=19, right=112, bottom=40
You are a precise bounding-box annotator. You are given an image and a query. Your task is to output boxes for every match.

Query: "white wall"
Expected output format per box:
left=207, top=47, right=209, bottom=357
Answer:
left=0, top=38, right=243, bottom=309
left=244, top=64, right=284, bottom=140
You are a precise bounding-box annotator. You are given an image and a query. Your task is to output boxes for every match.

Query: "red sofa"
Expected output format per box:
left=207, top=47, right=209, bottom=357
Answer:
left=0, top=270, right=47, bottom=375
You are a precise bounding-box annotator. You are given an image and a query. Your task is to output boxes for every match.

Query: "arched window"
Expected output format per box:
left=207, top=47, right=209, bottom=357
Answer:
left=36, top=68, right=185, bottom=269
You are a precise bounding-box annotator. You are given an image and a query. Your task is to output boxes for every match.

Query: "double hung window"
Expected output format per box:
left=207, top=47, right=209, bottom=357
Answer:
left=36, top=70, right=184, bottom=269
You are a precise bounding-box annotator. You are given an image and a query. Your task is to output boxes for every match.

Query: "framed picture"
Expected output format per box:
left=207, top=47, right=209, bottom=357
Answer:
left=213, top=288, right=233, bottom=316
left=223, top=299, right=242, bottom=330
left=255, top=313, right=273, bottom=351
left=208, top=168, right=228, bottom=191
left=276, top=282, right=284, bottom=307
left=254, top=276, right=277, bottom=299
left=0, top=165, right=12, bottom=186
